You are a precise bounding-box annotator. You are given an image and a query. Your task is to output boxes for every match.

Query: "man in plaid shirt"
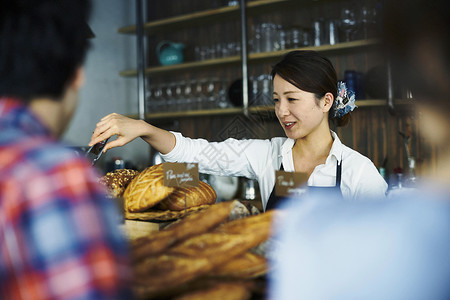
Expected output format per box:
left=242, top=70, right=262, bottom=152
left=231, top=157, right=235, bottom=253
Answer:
left=0, top=1, right=133, bottom=299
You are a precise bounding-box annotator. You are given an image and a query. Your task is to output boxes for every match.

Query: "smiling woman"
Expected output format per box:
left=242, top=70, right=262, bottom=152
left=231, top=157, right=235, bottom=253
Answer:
left=265, top=50, right=382, bottom=209
left=89, top=50, right=387, bottom=211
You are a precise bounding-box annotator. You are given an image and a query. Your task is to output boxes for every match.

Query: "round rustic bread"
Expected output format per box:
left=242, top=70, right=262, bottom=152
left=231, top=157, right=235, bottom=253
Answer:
left=156, top=181, right=217, bottom=211
left=124, top=164, right=175, bottom=212
left=99, top=169, right=140, bottom=198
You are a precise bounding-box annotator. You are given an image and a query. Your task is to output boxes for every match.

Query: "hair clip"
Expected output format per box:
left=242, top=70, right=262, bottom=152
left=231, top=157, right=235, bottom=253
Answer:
left=334, top=81, right=357, bottom=118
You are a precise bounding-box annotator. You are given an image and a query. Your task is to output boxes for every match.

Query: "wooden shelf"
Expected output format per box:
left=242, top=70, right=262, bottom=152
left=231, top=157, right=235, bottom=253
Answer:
left=118, top=0, right=290, bottom=35
left=356, top=99, right=386, bottom=107
left=126, top=107, right=243, bottom=120
left=119, top=39, right=381, bottom=77
left=128, top=99, right=412, bottom=121
left=249, top=39, right=380, bottom=61
left=119, top=55, right=241, bottom=77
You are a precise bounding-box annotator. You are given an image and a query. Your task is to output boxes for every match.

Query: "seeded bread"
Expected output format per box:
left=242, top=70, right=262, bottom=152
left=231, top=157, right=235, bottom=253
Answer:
left=100, top=169, right=140, bottom=198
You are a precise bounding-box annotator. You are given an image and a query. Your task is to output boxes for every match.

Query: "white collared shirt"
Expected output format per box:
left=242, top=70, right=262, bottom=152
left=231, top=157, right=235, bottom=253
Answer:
left=162, top=131, right=387, bottom=210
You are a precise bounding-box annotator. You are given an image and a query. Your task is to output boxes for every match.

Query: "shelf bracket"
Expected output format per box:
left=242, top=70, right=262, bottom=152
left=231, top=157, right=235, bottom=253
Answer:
left=387, top=60, right=396, bottom=115
left=239, top=0, right=249, bottom=118
left=136, top=0, right=146, bottom=120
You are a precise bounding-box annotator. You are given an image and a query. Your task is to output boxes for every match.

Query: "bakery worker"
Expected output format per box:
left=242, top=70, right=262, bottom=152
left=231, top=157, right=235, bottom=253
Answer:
left=0, top=0, right=132, bottom=298
left=89, top=50, right=387, bottom=211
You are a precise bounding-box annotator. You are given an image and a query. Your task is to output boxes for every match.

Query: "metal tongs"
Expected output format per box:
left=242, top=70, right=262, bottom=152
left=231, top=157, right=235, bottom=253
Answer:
left=85, top=138, right=109, bottom=166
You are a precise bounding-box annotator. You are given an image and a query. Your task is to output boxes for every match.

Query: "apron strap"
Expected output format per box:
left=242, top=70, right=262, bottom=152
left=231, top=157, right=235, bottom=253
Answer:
left=336, top=159, right=342, bottom=187
left=265, top=163, right=284, bottom=211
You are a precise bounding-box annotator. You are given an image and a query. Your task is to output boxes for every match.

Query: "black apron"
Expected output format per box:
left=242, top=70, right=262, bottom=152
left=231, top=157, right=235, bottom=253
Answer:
left=265, top=160, right=342, bottom=211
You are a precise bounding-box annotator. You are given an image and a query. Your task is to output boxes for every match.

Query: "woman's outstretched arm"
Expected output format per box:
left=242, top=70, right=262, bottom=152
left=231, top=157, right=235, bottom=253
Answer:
left=89, top=113, right=176, bottom=154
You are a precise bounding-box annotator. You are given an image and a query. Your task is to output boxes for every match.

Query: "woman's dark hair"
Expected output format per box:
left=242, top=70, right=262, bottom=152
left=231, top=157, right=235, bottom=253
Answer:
left=0, top=0, right=92, bottom=102
left=271, top=50, right=350, bottom=127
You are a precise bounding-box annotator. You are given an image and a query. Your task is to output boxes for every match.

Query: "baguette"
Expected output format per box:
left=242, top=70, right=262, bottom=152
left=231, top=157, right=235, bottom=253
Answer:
left=131, top=200, right=238, bottom=261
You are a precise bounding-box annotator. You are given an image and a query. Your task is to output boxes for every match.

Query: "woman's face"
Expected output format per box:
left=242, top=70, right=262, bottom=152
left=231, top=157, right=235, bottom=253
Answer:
left=273, top=74, right=331, bottom=140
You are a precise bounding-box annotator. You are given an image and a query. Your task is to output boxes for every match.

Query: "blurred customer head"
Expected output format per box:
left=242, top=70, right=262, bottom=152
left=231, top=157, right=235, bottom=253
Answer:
left=383, top=0, right=450, bottom=183
left=269, top=1, right=450, bottom=299
left=0, top=0, right=91, bottom=102
left=0, top=0, right=92, bottom=137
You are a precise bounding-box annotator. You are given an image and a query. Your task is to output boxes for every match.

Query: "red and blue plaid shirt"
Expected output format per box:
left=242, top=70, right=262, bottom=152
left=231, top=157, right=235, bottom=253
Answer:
left=0, top=98, right=133, bottom=299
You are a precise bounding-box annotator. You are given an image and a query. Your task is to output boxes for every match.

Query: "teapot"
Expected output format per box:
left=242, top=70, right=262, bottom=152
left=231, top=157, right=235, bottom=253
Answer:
left=156, top=41, right=185, bottom=66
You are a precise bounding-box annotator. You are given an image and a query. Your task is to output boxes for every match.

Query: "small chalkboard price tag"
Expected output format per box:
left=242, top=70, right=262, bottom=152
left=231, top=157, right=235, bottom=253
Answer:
left=275, top=170, right=308, bottom=197
left=163, top=162, right=199, bottom=188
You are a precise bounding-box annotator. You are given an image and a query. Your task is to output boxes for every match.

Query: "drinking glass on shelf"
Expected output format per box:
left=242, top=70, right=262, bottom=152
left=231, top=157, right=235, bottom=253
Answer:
left=324, top=20, right=339, bottom=45
left=357, top=6, right=371, bottom=40
left=339, top=7, right=357, bottom=42
left=182, top=80, right=194, bottom=111
left=195, top=45, right=209, bottom=61
left=302, top=28, right=312, bottom=46
left=234, top=41, right=241, bottom=56
left=250, top=24, right=262, bottom=53
left=286, top=27, right=303, bottom=49
left=274, top=25, right=286, bottom=51
left=207, top=45, right=217, bottom=60
left=260, top=23, right=277, bottom=52
left=202, top=79, right=216, bottom=109
left=219, top=42, right=229, bottom=57
left=192, top=80, right=204, bottom=110
left=171, top=82, right=183, bottom=111
left=163, top=84, right=175, bottom=111
left=217, top=80, right=230, bottom=108
left=194, top=46, right=201, bottom=61
left=146, top=85, right=156, bottom=113
left=152, top=85, right=165, bottom=112
left=257, top=74, right=273, bottom=106
left=214, top=43, right=223, bottom=58
left=227, top=41, right=238, bottom=57
left=249, top=76, right=259, bottom=106
left=358, top=5, right=380, bottom=39
left=313, top=18, right=324, bottom=46
left=208, top=78, right=224, bottom=109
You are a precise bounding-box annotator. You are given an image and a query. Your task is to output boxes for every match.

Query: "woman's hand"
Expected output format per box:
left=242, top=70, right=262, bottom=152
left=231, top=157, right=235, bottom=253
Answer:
left=89, top=113, right=176, bottom=154
left=89, top=113, right=151, bottom=152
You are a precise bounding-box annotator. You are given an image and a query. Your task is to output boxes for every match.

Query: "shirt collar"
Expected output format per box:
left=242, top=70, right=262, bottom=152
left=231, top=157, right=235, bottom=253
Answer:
left=328, top=130, right=344, bottom=163
left=0, top=97, right=51, bottom=137
left=281, top=137, right=295, bottom=156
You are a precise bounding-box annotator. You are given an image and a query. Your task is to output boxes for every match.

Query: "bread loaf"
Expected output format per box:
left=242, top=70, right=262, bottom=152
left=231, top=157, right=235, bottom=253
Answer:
left=125, top=205, right=210, bottom=222
left=131, top=201, right=239, bottom=261
left=130, top=202, right=277, bottom=299
left=157, top=181, right=217, bottom=211
left=209, top=252, right=267, bottom=279
left=99, top=169, right=140, bottom=197
left=134, top=231, right=265, bottom=298
left=123, top=164, right=175, bottom=212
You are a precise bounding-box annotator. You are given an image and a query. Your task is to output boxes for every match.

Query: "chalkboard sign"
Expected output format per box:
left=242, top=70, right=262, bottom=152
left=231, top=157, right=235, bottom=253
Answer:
left=275, top=170, right=308, bottom=197
left=163, top=162, right=199, bottom=188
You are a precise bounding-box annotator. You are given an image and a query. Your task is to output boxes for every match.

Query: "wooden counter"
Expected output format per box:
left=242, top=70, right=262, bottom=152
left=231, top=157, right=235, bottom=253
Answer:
left=119, top=219, right=159, bottom=240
